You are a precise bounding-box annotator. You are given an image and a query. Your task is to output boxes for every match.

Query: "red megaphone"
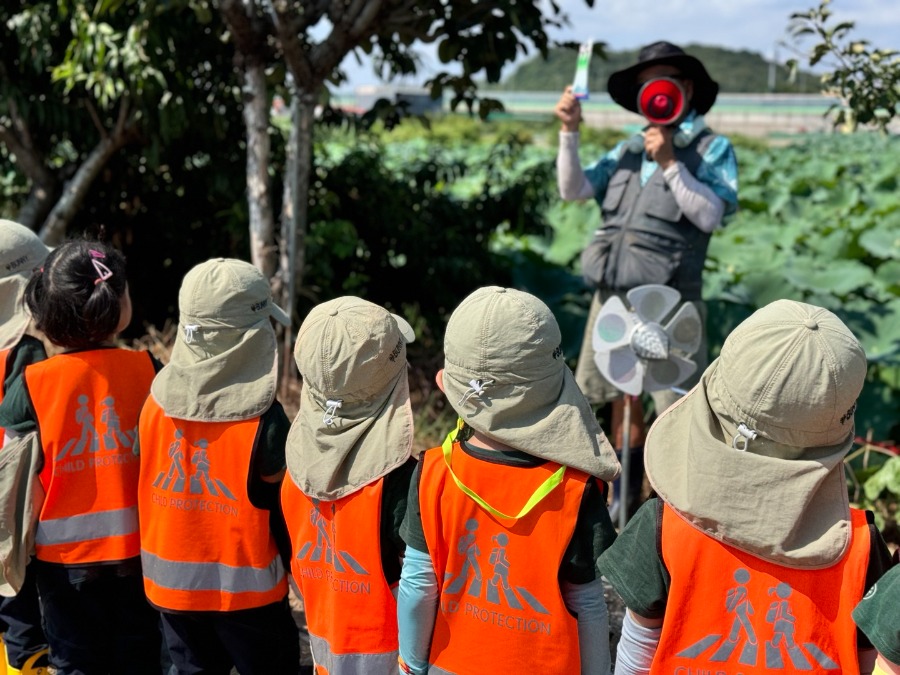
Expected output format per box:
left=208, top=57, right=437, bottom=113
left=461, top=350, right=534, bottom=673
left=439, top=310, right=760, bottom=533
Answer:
left=637, top=77, right=687, bottom=126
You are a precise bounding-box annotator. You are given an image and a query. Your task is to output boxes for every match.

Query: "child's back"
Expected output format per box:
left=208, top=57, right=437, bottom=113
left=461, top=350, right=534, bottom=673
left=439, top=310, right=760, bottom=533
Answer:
left=0, top=239, right=162, bottom=675
left=0, top=219, right=51, bottom=674
left=281, top=296, right=418, bottom=675
left=137, top=257, right=300, bottom=675
left=397, top=286, right=620, bottom=675
left=598, top=299, right=895, bottom=675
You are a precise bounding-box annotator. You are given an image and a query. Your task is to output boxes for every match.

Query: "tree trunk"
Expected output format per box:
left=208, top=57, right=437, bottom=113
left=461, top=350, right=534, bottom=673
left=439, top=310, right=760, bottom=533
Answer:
left=242, top=61, right=278, bottom=279
left=278, top=85, right=316, bottom=394
left=16, top=180, right=61, bottom=233
left=38, top=126, right=136, bottom=246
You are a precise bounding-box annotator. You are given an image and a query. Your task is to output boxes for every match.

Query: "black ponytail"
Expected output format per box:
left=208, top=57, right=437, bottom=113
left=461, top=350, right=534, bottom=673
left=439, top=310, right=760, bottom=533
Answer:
left=26, top=239, right=128, bottom=350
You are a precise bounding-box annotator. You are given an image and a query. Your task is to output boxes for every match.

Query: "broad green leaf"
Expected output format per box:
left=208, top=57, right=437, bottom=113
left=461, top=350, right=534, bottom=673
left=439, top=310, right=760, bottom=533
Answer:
left=782, top=257, right=874, bottom=296
left=859, top=220, right=900, bottom=260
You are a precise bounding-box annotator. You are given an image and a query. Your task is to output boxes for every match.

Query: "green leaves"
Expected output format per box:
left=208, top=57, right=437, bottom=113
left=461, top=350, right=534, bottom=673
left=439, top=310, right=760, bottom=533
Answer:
left=790, top=1, right=900, bottom=132
left=859, top=218, right=900, bottom=260
left=863, top=456, right=900, bottom=503
left=707, top=132, right=900, bottom=438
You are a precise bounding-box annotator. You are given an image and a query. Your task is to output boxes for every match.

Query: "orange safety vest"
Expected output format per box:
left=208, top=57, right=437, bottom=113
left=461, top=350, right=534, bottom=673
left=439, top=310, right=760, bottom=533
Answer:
left=281, top=473, right=398, bottom=674
left=654, top=503, right=871, bottom=675
left=26, top=349, right=155, bottom=564
left=418, top=442, right=585, bottom=675
left=138, top=396, right=287, bottom=612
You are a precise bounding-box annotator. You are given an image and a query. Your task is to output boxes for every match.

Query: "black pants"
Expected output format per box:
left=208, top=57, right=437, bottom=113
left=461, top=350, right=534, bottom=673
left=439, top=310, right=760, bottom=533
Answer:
left=160, top=598, right=300, bottom=675
left=0, top=563, right=48, bottom=668
left=35, top=560, right=163, bottom=675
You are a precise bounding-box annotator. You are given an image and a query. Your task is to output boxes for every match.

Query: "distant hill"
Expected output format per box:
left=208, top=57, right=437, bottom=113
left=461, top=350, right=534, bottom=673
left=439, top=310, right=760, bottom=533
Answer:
left=497, top=44, right=823, bottom=94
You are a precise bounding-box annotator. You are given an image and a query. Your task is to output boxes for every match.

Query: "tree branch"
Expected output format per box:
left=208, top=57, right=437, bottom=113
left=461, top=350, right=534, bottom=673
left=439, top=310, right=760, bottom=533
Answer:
left=218, top=0, right=270, bottom=60
left=85, top=99, right=109, bottom=139
left=0, top=125, right=54, bottom=188
left=270, top=0, right=315, bottom=86
left=38, top=117, right=139, bottom=246
left=311, top=0, right=384, bottom=78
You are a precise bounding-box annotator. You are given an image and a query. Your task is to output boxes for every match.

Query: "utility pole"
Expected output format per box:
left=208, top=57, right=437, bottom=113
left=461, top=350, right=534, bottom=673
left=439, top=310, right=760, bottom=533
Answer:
left=768, top=41, right=778, bottom=92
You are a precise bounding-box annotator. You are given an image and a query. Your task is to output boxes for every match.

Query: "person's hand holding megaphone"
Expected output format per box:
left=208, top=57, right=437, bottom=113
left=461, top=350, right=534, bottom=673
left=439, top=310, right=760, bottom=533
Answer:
left=644, top=126, right=676, bottom=169
left=555, top=86, right=583, bottom=132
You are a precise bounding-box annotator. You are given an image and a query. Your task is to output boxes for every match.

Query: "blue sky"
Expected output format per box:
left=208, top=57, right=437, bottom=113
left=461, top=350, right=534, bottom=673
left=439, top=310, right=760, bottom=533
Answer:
left=336, top=0, right=900, bottom=89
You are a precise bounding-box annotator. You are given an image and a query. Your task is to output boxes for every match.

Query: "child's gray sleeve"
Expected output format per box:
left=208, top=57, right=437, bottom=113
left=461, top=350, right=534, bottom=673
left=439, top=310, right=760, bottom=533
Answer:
left=562, top=578, right=611, bottom=675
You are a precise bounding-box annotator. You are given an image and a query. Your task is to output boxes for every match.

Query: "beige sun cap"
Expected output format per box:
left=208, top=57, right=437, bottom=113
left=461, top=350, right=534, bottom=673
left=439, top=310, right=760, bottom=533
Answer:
left=0, top=220, right=50, bottom=349
left=151, top=257, right=290, bottom=421
left=645, top=299, right=868, bottom=567
left=286, top=296, right=415, bottom=501
left=441, top=286, right=620, bottom=480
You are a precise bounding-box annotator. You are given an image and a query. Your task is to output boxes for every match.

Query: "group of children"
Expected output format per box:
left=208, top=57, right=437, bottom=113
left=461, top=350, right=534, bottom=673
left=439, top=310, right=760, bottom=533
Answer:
left=0, top=218, right=897, bottom=675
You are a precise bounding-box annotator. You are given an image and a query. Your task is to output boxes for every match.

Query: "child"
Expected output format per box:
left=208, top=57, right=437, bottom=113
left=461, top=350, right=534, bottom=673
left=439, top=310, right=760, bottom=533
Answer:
left=0, top=238, right=163, bottom=674
left=397, top=286, right=621, bottom=675
left=598, top=299, right=894, bottom=674
left=137, top=257, right=300, bottom=674
left=854, top=562, right=900, bottom=675
left=0, top=220, right=51, bottom=675
left=280, top=296, right=417, bottom=674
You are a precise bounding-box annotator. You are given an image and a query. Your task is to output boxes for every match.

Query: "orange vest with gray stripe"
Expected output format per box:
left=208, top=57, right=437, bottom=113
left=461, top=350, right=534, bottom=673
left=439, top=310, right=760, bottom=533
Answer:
left=26, top=349, right=155, bottom=564
left=281, top=473, right=398, bottom=674
left=653, top=503, right=871, bottom=674
left=419, top=442, right=584, bottom=675
left=138, top=396, right=287, bottom=611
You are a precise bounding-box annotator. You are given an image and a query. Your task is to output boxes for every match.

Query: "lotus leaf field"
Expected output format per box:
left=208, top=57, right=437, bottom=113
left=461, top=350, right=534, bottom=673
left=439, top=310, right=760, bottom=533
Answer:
left=311, top=119, right=899, bottom=533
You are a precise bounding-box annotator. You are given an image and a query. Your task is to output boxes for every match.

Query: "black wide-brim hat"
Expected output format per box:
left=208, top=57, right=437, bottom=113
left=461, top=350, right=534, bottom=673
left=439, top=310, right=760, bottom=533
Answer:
left=608, top=41, right=719, bottom=115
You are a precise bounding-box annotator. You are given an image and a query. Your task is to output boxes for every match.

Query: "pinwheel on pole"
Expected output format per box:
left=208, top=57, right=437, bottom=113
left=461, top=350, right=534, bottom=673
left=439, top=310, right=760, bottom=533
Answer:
left=592, top=284, right=703, bottom=529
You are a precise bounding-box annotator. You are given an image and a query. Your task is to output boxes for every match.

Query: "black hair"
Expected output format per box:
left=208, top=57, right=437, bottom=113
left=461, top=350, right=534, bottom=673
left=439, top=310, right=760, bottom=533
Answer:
left=25, top=239, right=128, bottom=350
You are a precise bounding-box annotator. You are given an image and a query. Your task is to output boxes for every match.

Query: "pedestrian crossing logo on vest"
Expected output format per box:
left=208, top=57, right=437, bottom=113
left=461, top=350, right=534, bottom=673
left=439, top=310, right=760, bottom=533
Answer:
left=54, top=394, right=139, bottom=473
left=293, top=501, right=372, bottom=595
left=675, top=568, right=839, bottom=671
left=149, top=430, right=239, bottom=517
left=441, top=520, right=552, bottom=635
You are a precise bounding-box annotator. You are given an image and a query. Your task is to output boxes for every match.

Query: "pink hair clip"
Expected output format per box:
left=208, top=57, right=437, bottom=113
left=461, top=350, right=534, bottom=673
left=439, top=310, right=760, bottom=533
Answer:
left=89, top=249, right=113, bottom=285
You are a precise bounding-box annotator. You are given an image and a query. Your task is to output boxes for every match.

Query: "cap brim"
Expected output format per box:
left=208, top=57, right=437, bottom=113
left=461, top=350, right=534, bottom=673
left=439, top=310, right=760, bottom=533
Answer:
left=392, top=313, right=415, bottom=344
left=270, top=302, right=291, bottom=327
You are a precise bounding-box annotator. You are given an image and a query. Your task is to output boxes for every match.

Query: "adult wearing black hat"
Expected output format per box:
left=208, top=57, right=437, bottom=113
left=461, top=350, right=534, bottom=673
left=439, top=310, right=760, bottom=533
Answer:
left=555, top=41, right=738, bottom=518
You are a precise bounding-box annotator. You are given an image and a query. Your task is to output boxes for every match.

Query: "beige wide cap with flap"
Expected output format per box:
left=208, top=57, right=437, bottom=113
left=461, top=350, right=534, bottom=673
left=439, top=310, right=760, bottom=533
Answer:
left=152, top=258, right=290, bottom=421
left=286, top=296, right=415, bottom=501
left=441, top=286, right=620, bottom=480
left=646, top=299, right=868, bottom=568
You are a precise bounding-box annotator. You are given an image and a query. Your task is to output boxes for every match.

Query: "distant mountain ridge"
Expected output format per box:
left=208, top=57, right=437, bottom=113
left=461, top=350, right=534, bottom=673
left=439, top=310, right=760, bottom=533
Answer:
left=497, top=43, right=822, bottom=94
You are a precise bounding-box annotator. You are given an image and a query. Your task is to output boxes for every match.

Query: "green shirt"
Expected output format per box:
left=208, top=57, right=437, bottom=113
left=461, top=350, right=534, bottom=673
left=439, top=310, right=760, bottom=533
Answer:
left=853, top=562, right=900, bottom=665
left=598, top=497, right=895, bottom=647
left=400, top=440, right=617, bottom=584
left=0, top=334, right=47, bottom=420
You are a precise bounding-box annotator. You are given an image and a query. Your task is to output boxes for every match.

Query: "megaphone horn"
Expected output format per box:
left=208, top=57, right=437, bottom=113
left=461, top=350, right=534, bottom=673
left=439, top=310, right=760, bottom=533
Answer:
left=637, top=77, right=687, bottom=126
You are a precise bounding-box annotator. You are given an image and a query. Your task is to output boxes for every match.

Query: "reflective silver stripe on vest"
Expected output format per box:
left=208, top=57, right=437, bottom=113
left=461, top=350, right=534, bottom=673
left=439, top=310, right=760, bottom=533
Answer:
left=36, top=506, right=138, bottom=546
left=308, top=631, right=399, bottom=675
left=427, top=666, right=454, bottom=674
left=141, top=550, right=285, bottom=594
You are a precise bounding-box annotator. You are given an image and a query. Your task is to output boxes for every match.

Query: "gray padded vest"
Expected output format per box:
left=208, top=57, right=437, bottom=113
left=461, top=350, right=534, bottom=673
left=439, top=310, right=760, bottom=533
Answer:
left=581, top=130, right=717, bottom=301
